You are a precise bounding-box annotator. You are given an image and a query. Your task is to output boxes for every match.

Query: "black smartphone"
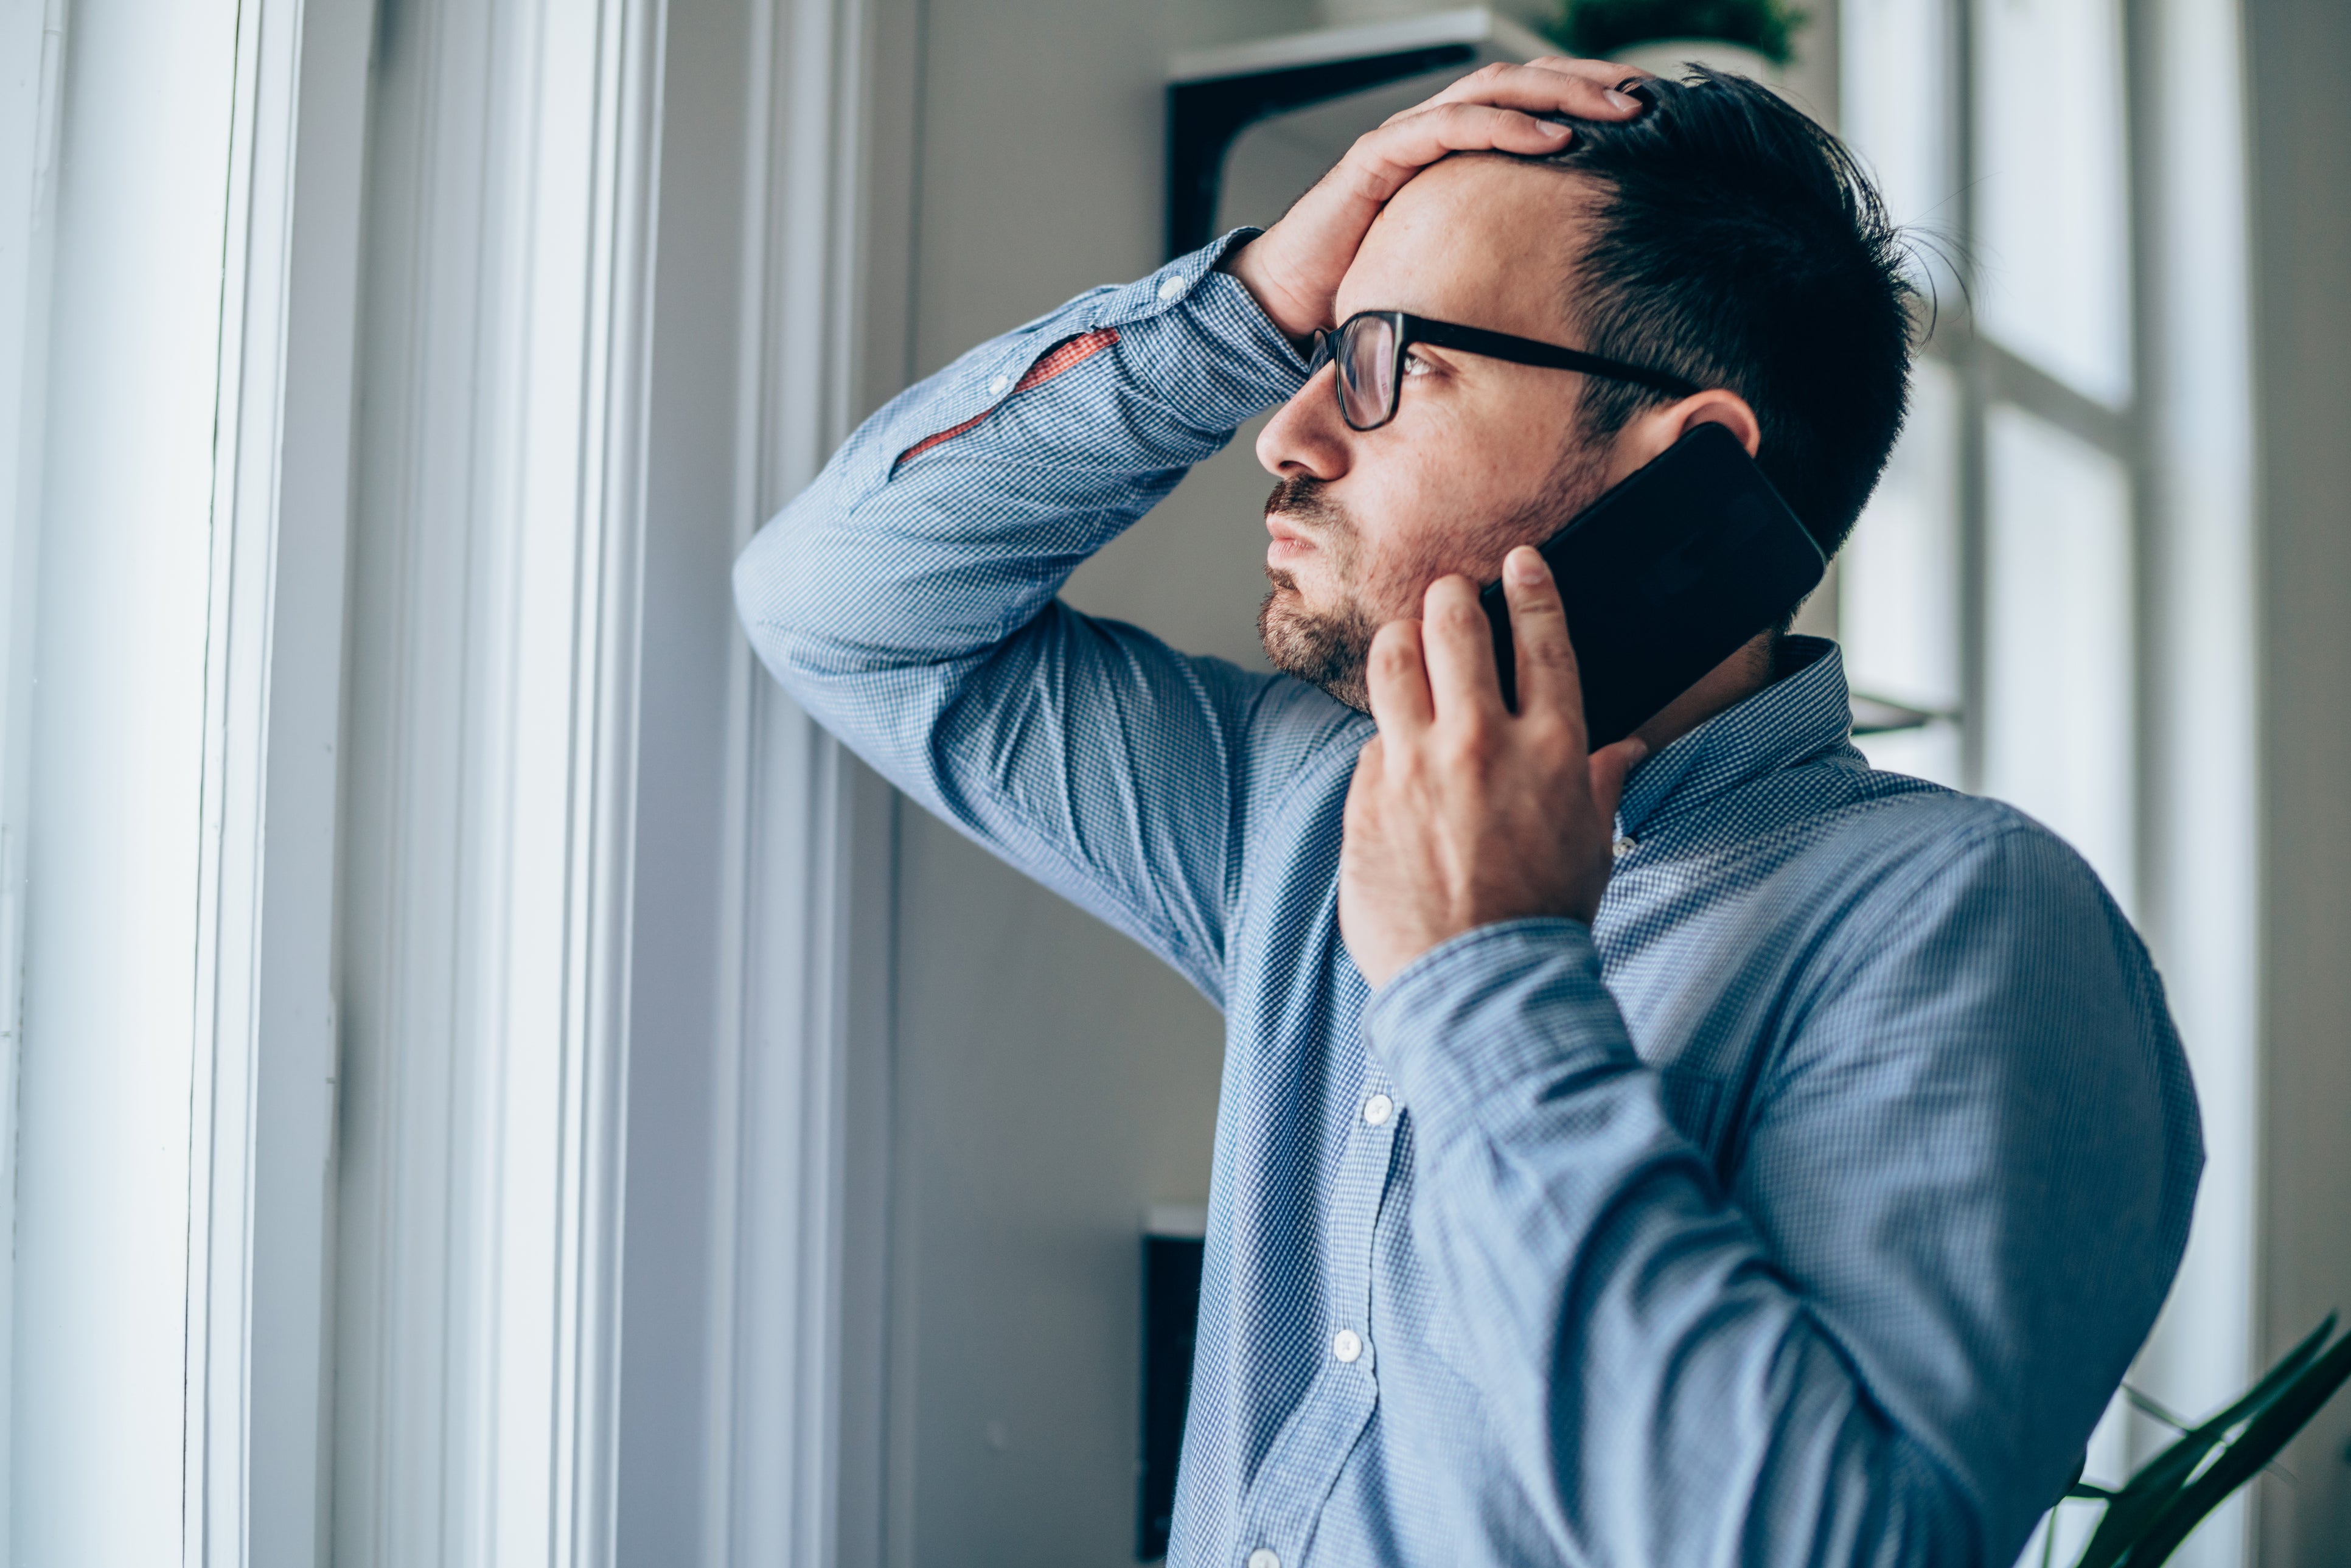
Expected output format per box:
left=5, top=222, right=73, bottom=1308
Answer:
left=1482, top=423, right=1826, bottom=745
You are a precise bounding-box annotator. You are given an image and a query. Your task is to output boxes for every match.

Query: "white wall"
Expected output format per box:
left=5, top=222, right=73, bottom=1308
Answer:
left=10, top=0, right=237, bottom=1555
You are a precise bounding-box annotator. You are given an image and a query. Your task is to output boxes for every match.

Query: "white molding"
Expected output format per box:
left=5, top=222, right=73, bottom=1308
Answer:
left=2124, top=0, right=2257, bottom=1562
left=332, top=0, right=666, bottom=1559
left=183, top=0, right=372, bottom=1562
left=0, top=0, right=63, bottom=1547
left=698, top=0, right=908, bottom=1562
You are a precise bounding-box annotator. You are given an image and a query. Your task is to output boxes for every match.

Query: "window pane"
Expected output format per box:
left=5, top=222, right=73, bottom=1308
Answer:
left=1973, top=0, right=2133, bottom=405
left=1842, top=0, right=1957, bottom=235
left=1842, top=358, right=1963, bottom=786
left=1982, top=403, right=2134, bottom=910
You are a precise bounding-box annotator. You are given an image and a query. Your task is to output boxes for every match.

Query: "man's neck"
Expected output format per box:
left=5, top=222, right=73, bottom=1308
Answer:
left=1629, top=630, right=1780, bottom=755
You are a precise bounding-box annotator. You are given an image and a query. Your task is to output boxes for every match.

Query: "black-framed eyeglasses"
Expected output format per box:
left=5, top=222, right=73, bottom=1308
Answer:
left=1305, top=310, right=1702, bottom=433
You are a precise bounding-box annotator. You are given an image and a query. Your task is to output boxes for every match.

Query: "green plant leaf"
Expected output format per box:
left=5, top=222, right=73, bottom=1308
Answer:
left=2123, top=1386, right=2192, bottom=1434
left=1553, top=0, right=1811, bottom=66
left=2070, top=1315, right=2339, bottom=1568
left=2111, top=1328, right=2351, bottom=1566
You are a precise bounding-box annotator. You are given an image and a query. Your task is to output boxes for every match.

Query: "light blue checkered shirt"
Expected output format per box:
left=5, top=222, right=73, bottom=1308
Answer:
left=734, top=234, right=2203, bottom=1568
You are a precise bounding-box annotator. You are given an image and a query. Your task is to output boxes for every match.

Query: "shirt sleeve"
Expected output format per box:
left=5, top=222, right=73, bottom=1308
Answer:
left=1361, top=820, right=2203, bottom=1567
left=733, top=234, right=1348, bottom=1003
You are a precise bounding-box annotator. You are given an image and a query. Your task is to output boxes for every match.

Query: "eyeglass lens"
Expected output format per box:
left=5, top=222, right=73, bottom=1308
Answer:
left=1334, top=314, right=1398, bottom=431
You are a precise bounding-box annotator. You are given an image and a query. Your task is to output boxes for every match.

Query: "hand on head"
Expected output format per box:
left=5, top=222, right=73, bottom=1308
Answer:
left=1220, top=58, right=1648, bottom=343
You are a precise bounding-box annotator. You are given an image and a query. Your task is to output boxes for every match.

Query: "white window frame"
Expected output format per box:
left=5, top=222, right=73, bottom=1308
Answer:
left=0, top=0, right=911, bottom=1560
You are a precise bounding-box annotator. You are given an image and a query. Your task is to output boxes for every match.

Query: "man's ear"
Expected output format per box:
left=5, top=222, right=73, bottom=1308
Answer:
left=1601, top=389, right=1761, bottom=483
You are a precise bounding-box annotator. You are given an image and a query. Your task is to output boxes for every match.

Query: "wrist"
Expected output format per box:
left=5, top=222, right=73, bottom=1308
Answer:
left=1216, top=235, right=1322, bottom=346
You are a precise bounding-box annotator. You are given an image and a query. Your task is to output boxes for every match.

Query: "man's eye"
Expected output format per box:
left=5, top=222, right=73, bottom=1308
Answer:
left=1401, top=350, right=1433, bottom=377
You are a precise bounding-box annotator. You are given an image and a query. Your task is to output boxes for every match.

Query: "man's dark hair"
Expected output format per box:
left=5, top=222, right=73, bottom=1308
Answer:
left=1543, top=69, right=1917, bottom=556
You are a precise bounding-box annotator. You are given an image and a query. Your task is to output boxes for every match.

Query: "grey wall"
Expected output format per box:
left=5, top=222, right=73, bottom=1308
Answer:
left=885, top=5, right=1317, bottom=1564
left=2244, top=0, right=2351, bottom=1560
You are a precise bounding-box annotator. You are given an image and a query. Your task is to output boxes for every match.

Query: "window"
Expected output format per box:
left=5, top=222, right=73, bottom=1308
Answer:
left=1841, top=2, right=2261, bottom=1562
left=1841, top=0, right=2142, bottom=908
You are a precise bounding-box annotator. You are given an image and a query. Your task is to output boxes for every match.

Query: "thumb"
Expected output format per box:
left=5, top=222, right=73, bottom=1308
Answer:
left=1585, top=735, right=1649, bottom=820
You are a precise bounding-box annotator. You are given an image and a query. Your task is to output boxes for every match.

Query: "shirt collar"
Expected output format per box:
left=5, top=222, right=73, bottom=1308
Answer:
left=1613, top=636, right=1862, bottom=840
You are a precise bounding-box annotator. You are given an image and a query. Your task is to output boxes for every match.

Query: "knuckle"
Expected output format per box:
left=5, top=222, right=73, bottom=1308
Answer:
left=1438, top=596, right=1486, bottom=635
left=1441, top=719, right=1496, bottom=767
left=1529, top=635, right=1575, bottom=666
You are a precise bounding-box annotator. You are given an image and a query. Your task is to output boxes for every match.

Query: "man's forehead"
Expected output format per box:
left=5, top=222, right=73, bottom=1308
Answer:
left=1332, top=155, right=1591, bottom=338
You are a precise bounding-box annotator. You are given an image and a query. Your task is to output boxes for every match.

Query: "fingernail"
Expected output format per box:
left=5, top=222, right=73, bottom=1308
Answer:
left=1507, top=546, right=1546, bottom=584
left=1605, top=89, right=1638, bottom=111
left=1538, top=119, right=1570, bottom=137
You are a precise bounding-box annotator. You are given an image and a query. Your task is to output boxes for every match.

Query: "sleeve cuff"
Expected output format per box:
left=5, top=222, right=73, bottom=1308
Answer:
left=1107, top=230, right=1311, bottom=429
left=1363, top=918, right=1643, bottom=1137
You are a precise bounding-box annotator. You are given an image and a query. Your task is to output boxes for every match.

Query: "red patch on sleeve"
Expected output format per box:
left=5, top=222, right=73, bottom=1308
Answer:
left=894, top=327, right=1121, bottom=469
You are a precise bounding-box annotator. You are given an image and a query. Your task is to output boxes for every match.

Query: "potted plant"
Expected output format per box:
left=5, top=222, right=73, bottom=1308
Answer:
left=2037, top=1314, right=2351, bottom=1565
left=1549, top=0, right=1811, bottom=83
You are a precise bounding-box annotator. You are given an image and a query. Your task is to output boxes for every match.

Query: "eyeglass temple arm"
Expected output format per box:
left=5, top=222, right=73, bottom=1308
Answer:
left=1409, top=317, right=1702, bottom=397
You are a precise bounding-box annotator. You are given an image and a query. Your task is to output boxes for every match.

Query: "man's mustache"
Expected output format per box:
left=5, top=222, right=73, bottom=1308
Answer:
left=1264, top=476, right=1353, bottom=536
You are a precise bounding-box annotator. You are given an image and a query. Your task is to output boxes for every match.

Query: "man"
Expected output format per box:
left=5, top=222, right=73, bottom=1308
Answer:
left=736, top=59, right=2201, bottom=1567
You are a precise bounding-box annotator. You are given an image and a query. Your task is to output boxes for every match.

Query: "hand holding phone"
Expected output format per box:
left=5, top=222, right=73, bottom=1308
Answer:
left=1480, top=423, right=1827, bottom=745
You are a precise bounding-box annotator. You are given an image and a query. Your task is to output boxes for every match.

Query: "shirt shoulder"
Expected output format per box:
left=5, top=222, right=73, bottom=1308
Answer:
left=1802, top=765, right=2122, bottom=915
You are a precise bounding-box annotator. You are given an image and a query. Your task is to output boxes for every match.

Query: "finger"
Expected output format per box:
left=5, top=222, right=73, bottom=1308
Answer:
left=1586, top=735, right=1651, bottom=820
left=1365, top=619, right=1434, bottom=737
left=1500, top=545, right=1585, bottom=735
left=1419, top=574, right=1504, bottom=720
left=1409, top=60, right=1648, bottom=120
left=1334, top=102, right=1581, bottom=206
left=1522, top=54, right=1653, bottom=82
left=1345, top=733, right=1385, bottom=804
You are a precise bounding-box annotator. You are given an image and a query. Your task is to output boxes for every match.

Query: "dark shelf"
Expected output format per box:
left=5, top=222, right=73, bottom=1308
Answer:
left=1165, top=9, right=1548, bottom=260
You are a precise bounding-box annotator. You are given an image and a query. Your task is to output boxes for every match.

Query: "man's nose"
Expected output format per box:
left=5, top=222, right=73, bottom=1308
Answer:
left=1256, top=364, right=1353, bottom=482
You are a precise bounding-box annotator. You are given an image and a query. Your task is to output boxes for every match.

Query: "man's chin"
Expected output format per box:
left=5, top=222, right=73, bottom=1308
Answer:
left=1257, top=582, right=1374, bottom=714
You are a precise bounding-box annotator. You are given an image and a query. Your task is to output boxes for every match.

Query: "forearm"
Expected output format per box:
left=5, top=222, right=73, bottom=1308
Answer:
left=730, top=235, right=1314, bottom=994
left=732, top=232, right=1303, bottom=748
left=1367, top=922, right=1987, bottom=1566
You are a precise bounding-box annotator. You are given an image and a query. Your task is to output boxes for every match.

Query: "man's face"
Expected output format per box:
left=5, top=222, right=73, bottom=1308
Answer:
left=1255, top=156, right=1617, bottom=711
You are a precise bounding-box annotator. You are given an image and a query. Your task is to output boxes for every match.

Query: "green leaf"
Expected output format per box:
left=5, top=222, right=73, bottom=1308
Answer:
left=2122, top=1386, right=2191, bottom=1434
left=1553, top=0, right=1813, bottom=66
left=2071, top=1316, right=2339, bottom=1568
left=2111, top=1328, right=2351, bottom=1566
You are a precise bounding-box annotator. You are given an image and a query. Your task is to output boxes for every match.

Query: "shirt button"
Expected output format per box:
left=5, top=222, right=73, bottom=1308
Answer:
left=1612, top=834, right=1637, bottom=859
left=1157, top=274, right=1186, bottom=301
left=1331, top=1328, right=1364, bottom=1364
left=987, top=373, right=1011, bottom=396
left=1247, top=1551, right=1280, bottom=1568
left=1361, top=1093, right=1394, bottom=1127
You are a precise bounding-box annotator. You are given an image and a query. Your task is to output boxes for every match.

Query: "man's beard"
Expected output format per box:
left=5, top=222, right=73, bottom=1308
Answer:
left=1256, top=454, right=1606, bottom=713
left=1257, top=477, right=1383, bottom=711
